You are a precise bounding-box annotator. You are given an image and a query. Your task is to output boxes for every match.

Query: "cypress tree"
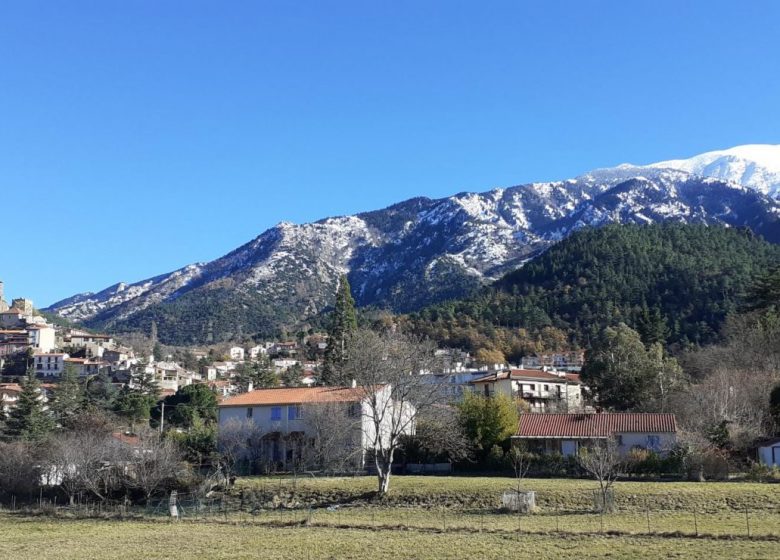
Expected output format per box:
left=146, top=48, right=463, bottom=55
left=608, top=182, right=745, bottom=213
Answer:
left=321, top=275, right=358, bottom=385
left=5, top=369, right=55, bottom=441
left=51, top=363, right=84, bottom=425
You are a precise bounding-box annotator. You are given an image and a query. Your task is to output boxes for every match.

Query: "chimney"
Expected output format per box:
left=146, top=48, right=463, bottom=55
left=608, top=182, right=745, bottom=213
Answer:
left=247, top=381, right=254, bottom=392
left=351, top=379, right=357, bottom=388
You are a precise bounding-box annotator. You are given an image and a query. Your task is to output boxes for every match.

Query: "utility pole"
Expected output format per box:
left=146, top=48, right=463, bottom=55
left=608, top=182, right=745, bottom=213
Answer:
left=160, top=401, right=165, bottom=434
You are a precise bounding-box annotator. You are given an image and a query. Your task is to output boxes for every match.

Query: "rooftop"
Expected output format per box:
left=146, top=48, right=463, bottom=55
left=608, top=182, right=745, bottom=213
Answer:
left=219, top=385, right=367, bottom=407
left=515, top=413, right=677, bottom=438
left=471, top=369, right=581, bottom=384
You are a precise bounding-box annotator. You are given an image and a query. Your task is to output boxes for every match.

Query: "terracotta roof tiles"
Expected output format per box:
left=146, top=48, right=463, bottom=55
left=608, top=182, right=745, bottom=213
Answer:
left=516, top=413, right=677, bottom=438
left=219, top=386, right=366, bottom=407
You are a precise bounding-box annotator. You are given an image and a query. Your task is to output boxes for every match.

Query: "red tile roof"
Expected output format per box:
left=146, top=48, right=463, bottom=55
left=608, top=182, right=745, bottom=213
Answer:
left=516, top=413, right=677, bottom=438
left=472, top=369, right=581, bottom=384
left=219, top=386, right=366, bottom=407
left=111, top=432, right=141, bottom=447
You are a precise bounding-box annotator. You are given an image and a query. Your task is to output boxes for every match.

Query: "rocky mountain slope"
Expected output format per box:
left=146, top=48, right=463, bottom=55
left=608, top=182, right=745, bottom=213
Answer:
left=646, top=144, right=780, bottom=198
left=46, top=145, right=780, bottom=344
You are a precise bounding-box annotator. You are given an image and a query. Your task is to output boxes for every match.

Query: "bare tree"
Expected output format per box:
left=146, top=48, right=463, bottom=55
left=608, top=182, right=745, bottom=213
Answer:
left=301, top=401, right=363, bottom=473
left=125, top=431, right=184, bottom=502
left=49, top=429, right=127, bottom=504
left=217, top=418, right=264, bottom=483
left=509, top=441, right=532, bottom=489
left=338, top=328, right=445, bottom=494
left=577, top=438, right=622, bottom=513
left=0, top=441, right=41, bottom=498
left=406, top=404, right=472, bottom=464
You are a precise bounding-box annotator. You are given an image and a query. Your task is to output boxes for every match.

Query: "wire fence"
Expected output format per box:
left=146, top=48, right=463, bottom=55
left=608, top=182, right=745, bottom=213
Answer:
left=4, top=489, right=779, bottom=540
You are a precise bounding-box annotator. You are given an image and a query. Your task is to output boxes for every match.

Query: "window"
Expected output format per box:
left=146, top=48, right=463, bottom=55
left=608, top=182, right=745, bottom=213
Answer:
left=348, top=403, right=361, bottom=418
left=271, top=406, right=282, bottom=421
left=288, top=405, right=301, bottom=420
left=543, top=384, right=549, bottom=391
left=246, top=407, right=253, bottom=419
left=646, top=435, right=661, bottom=450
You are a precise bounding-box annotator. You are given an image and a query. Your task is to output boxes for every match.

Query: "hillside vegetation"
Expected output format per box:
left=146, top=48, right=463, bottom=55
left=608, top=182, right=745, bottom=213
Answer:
left=407, top=224, right=780, bottom=358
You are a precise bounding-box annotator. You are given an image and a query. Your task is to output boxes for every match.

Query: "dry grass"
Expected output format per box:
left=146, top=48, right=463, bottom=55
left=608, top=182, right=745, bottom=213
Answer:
left=234, top=475, right=780, bottom=512
left=1, top=514, right=779, bottom=560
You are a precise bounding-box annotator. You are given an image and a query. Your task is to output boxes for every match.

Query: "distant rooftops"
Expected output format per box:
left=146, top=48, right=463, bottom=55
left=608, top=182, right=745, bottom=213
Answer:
left=471, top=369, right=581, bottom=385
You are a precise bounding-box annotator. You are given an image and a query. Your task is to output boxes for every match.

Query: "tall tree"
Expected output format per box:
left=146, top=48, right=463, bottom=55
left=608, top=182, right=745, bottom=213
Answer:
left=159, top=383, right=218, bottom=429
left=457, top=392, right=518, bottom=458
left=581, top=323, right=655, bottom=411
left=322, top=275, right=358, bottom=385
left=338, top=328, right=444, bottom=493
left=50, top=363, right=84, bottom=425
left=4, top=370, right=54, bottom=441
left=746, top=266, right=780, bottom=311
left=281, top=363, right=304, bottom=387
left=83, top=370, right=118, bottom=412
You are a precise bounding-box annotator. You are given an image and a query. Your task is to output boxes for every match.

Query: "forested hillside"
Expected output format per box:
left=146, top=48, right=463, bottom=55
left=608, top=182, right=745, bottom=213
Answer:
left=405, top=224, right=780, bottom=361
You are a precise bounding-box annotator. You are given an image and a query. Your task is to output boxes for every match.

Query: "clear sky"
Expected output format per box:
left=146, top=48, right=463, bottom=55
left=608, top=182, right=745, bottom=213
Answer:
left=2, top=1, right=779, bottom=306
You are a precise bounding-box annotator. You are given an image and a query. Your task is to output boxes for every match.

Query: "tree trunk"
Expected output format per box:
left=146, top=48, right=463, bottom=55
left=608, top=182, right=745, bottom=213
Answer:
left=375, top=450, right=394, bottom=494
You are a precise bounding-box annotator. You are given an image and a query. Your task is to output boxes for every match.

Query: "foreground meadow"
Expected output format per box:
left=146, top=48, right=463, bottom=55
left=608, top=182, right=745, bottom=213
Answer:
left=3, top=476, right=778, bottom=559
left=1, top=514, right=779, bottom=560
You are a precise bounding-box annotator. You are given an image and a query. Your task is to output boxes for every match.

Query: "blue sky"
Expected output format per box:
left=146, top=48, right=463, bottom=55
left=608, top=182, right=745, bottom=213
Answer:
left=2, top=1, right=779, bottom=306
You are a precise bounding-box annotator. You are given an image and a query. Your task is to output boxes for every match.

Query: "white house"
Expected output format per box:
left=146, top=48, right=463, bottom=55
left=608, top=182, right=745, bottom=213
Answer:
left=513, top=413, right=678, bottom=458
left=34, top=352, right=69, bottom=377
left=26, top=324, right=56, bottom=353
left=272, top=358, right=299, bottom=371
left=248, top=345, right=267, bottom=360
left=0, top=383, right=22, bottom=414
left=150, top=361, right=194, bottom=392
left=757, top=438, right=780, bottom=468
left=64, top=357, right=108, bottom=377
left=470, top=368, right=585, bottom=412
left=218, top=384, right=406, bottom=471
left=229, top=347, right=245, bottom=361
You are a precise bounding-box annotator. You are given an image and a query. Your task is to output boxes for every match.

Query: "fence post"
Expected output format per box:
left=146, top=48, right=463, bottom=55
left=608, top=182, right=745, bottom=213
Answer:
left=693, top=510, right=698, bottom=536
left=745, top=505, right=750, bottom=538
left=645, top=504, right=651, bottom=534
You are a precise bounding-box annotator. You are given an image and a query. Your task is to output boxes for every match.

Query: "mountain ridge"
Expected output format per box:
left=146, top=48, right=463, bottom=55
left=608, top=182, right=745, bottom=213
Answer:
left=46, top=145, right=780, bottom=344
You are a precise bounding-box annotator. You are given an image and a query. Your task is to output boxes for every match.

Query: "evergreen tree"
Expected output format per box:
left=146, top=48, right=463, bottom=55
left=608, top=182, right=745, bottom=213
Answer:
left=322, top=274, right=358, bottom=385
left=250, top=359, right=280, bottom=389
left=158, top=383, right=219, bottom=429
left=4, top=370, right=54, bottom=441
left=114, top=386, right=154, bottom=432
left=114, top=365, right=160, bottom=432
left=281, top=363, right=304, bottom=387
left=152, top=342, right=164, bottom=362
left=50, top=363, right=84, bottom=425
left=581, top=323, right=655, bottom=411
left=83, top=370, right=118, bottom=412
left=746, top=266, right=780, bottom=311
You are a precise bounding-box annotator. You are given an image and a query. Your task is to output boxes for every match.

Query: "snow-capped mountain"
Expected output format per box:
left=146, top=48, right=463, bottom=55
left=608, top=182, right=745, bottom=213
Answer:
left=46, top=146, right=780, bottom=344
left=645, top=144, right=780, bottom=198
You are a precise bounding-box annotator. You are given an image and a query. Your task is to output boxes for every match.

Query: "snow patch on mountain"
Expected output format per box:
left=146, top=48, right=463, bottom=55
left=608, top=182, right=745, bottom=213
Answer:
left=646, top=144, right=780, bottom=198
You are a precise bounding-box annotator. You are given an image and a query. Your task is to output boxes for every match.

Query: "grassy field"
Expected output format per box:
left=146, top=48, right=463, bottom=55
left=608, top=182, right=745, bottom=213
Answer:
left=2, top=476, right=778, bottom=559
left=234, top=475, right=780, bottom=512
left=1, top=514, right=779, bottom=560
